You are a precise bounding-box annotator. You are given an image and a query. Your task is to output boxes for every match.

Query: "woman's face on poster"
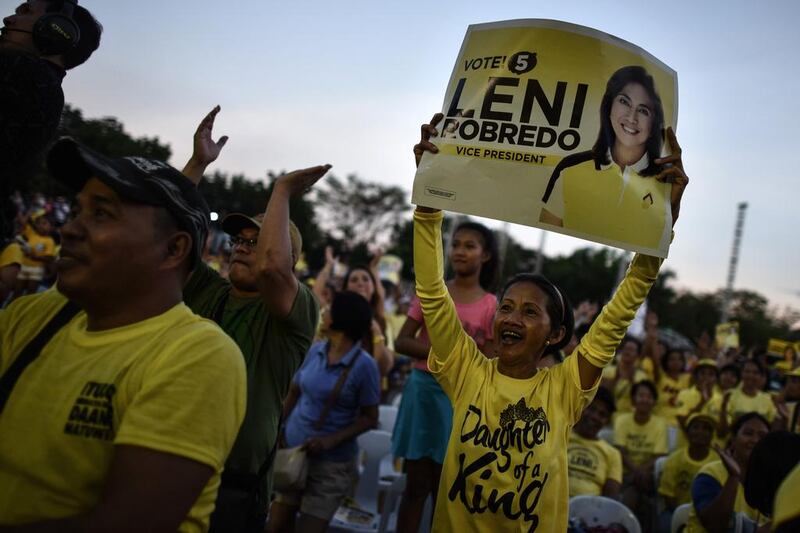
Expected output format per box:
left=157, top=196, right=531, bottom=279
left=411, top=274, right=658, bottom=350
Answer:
left=609, top=82, right=654, bottom=151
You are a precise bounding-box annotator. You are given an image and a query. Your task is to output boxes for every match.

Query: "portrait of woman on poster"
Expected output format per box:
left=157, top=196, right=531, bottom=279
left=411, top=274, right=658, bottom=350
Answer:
left=539, top=65, right=674, bottom=252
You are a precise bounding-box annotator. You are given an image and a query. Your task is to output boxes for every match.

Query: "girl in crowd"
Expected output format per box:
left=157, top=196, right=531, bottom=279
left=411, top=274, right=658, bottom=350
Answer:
left=719, top=359, right=776, bottom=437
left=392, top=219, right=498, bottom=533
left=410, top=113, right=688, bottom=532
left=342, top=264, right=395, bottom=376
left=267, top=291, right=380, bottom=533
left=653, top=347, right=691, bottom=428
left=688, top=412, right=770, bottom=532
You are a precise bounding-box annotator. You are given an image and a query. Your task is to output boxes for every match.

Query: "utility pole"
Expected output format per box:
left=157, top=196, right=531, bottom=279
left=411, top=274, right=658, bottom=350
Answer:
left=534, top=229, right=547, bottom=274
left=720, top=202, right=748, bottom=323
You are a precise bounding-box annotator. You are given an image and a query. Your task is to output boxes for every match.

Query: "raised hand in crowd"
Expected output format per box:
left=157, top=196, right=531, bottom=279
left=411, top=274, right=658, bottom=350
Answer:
left=654, top=127, right=689, bottom=226
left=182, top=105, right=229, bottom=184
left=412, top=112, right=443, bottom=169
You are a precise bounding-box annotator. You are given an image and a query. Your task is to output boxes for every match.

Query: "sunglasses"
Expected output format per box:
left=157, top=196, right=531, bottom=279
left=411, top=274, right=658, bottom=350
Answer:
left=229, top=236, right=258, bottom=249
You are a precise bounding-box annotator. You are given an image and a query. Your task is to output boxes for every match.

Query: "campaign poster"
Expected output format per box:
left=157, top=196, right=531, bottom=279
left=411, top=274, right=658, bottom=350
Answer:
left=715, top=322, right=739, bottom=351
left=412, top=19, right=679, bottom=258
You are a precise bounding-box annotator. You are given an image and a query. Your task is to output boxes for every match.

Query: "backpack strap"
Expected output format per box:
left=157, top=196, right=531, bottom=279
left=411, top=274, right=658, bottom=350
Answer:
left=0, top=300, right=81, bottom=414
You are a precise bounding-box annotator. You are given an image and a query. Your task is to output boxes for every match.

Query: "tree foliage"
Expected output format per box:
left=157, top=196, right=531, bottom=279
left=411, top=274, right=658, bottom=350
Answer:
left=313, top=174, right=409, bottom=251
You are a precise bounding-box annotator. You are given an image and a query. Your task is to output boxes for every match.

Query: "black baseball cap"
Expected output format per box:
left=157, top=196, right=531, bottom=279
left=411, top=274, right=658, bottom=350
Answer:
left=47, top=137, right=209, bottom=268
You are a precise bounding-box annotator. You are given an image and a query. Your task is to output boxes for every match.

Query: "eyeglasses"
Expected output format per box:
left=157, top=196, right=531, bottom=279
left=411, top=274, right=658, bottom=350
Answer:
left=229, top=236, right=258, bottom=249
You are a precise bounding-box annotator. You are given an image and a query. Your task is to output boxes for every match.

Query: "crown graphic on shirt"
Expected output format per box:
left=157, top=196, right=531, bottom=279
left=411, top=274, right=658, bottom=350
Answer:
left=499, top=398, right=546, bottom=428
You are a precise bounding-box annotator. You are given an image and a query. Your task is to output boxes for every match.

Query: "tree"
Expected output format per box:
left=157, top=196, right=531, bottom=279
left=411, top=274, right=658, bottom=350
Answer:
left=17, top=104, right=172, bottom=195
left=542, top=247, right=626, bottom=305
left=312, top=174, right=409, bottom=251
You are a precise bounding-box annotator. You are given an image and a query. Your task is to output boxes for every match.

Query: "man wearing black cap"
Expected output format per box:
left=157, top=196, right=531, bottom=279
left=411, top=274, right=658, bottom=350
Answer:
left=0, top=138, right=247, bottom=532
left=182, top=107, right=328, bottom=532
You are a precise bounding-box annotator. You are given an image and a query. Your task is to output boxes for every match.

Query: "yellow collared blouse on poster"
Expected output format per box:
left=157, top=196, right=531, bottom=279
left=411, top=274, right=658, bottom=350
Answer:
left=413, top=209, right=663, bottom=532
left=544, top=151, right=672, bottom=253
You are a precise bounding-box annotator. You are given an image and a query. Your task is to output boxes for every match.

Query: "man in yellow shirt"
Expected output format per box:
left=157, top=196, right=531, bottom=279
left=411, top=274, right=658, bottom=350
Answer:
left=0, top=139, right=246, bottom=532
left=658, top=413, right=718, bottom=530
left=568, top=387, right=623, bottom=498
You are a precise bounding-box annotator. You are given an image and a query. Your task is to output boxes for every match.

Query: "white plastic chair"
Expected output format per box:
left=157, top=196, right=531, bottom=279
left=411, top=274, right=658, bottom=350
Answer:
left=667, top=426, right=678, bottom=452
left=670, top=503, right=691, bottom=533
left=654, top=455, right=669, bottom=515
left=569, top=495, right=641, bottom=533
left=378, top=405, right=398, bottom=433
left=598, top=427, right=614, bottom=445
left=329, top=430, right=392, bottom=532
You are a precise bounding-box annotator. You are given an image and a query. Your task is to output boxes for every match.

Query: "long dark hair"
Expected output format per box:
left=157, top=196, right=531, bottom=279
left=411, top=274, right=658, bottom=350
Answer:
left=592, top=65, right=665, bottom=177
left=500, top=274, right=574, bottom=355
left=452, top=221, right=499, bottom=292
left=343, top=264, right=385, bottom=355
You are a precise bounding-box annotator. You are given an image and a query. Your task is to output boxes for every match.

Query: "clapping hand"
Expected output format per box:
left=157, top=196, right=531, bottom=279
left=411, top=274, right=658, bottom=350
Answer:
left=713, top=444, right=742, bottom=479
left=413, top=113, right=443, bottom=168
left=190, top=105, right=228, bottom=168
left=275, top=165, right=332, bottom=197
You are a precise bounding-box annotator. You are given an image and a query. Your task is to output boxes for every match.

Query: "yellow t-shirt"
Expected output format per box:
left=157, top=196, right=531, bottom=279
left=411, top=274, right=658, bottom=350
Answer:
left=549, top=154, right=672, bottom=253
left=601, top=365, right=648, bottom=415
left=658, top=447, right=718, bottom=506
left=687, top=460, right=763, bottom=532
left=675, top=387, right=725, bottom=448
left=0, top=289, right=247, bottom=532
left=638, top=356, right=655, bottom=381
left=18, top=229, right=56, bottom=268
left=726, top=388, right=776, bottom=423
left=773, top=463, right=800, bottom=531
left=567, top=433, right=623, bottom=497
left=413, top=210, right=660, bottom=532
left=613, top=412, right=669, bottom=467
left=0, top=242, right=24, bottom=268
left=657, top=372, right=692, bottom=426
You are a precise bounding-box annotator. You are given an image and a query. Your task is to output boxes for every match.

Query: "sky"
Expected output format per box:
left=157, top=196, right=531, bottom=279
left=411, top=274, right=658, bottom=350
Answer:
left=44, top=0, right=800, bottom=312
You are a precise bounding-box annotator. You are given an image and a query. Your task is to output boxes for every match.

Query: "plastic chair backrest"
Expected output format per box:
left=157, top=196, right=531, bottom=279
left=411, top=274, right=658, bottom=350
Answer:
left=670, top=503, right=692, bottom=533
left=569, top=495, right=641, bottom=533
left=354, top=430, right=393, bottom=510
left=378, top=405, right=398, bottom=433
left=668, top=426, right=679, bottom=452
left=654, top=456, right=668, bottom=490
left=598, top=427, right=614, bottom=445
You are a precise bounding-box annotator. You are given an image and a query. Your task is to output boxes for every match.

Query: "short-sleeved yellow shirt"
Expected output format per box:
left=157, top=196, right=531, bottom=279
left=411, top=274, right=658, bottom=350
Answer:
left=657, top=372, right=692, bottom=426
left=613, top=412, right=669, bottom=467
left=567, top=433, right=622, bottom=497
left=658, top=447, right=717, bottom=506
left=0, top=289, right=247, bottom=532
left=726, top=389, right=776, bottom=423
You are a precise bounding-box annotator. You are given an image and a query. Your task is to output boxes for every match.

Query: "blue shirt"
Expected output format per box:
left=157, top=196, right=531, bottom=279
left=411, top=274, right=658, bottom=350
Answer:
left=284, top=341, right=380, bottom=461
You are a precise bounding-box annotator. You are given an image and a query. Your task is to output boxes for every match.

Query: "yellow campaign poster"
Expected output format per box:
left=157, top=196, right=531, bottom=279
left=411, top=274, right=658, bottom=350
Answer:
left=715, top=322, right=739, bottom=350
left=767, top=338, right=800, bottom=367
left=412, top=19, right=678, bottom=258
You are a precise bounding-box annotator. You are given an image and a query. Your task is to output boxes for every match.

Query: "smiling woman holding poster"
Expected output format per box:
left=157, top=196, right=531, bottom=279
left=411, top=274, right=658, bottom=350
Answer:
left=539, top=65, right=673, bottom=253
left=410, top=113, right=687, bottom=531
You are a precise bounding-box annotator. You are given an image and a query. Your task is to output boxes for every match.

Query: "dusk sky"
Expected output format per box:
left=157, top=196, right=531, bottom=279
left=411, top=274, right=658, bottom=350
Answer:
left=49, top=0, right=799, bottom=312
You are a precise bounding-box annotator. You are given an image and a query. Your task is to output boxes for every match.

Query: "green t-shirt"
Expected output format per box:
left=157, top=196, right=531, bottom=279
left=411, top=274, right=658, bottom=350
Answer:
left=183, top=262, right=318, bottom=502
